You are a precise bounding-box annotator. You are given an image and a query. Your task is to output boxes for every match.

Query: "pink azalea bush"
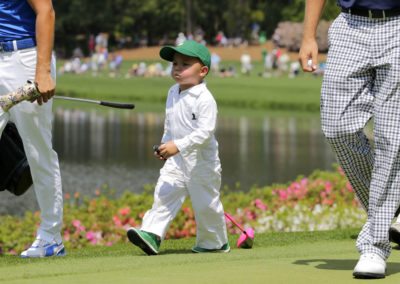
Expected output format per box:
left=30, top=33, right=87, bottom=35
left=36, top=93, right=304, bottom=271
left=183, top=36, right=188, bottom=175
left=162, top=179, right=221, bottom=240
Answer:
left=222, top=167, right=365, bottom=234
left=0, top=167, right=366, bottom=255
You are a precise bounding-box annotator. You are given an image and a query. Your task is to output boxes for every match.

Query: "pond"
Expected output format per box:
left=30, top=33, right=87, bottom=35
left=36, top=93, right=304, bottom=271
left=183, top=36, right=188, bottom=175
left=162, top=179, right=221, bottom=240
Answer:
left=1, top=107, right=337, bottom=215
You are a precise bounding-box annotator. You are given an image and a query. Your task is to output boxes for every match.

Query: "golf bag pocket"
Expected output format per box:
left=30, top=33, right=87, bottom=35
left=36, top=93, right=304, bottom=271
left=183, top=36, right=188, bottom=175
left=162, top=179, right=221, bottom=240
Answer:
left=0, top=122, right=33, bottom=196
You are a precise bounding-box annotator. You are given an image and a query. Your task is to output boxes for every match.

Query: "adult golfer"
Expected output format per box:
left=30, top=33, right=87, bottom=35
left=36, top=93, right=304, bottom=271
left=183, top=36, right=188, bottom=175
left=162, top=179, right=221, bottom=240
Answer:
left=0, top=0, right=64, bottom=257
left=299, top=0, right=400, bottom=279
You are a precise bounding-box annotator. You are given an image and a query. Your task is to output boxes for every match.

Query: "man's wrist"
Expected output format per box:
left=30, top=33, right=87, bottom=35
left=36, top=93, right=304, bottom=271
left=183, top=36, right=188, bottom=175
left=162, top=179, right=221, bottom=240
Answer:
left=36, top=65, right=51, bottom=73
left=302, top=33, right=317, bottom=42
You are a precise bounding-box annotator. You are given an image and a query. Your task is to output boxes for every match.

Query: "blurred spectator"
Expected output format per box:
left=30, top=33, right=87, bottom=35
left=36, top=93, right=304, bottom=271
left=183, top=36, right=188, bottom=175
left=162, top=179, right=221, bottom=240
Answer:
left=261, top=48, right=267, bottom=64
left=313, top=62, right=326, bottom=77
left=215, top=31, right=227, bottom=47
left=72, top=47, right=83, bottom=58
left=136, top=62, right=147, bottom=76
left=88, top=34, right=95, bottom=55
left=259, top=31, right=267, bottom=45
left=289, top=61, right=301, bottom=78
left=278, top=53, right=289, bottom=72
left=126, top=63, right=139, bottom=78
left=211, top=52, right=221, bottom=74
left=240, top=52, right=252, bottom=75
left=251, top=22, right=260, bottom=44
left=109, top=53, right=123, bottom=77
left=272, top=48, right=281, bottom=70
left=219, top=66, right=236, bottom=78
left=194, top=27, right=206, bottom=45
left=175, top=32, right=186, bottom=46
left=97, top=48, right=108, bottom=70
left=95, top=33, right=108, bottom=52
left=126, top=62, right=170, bottom=78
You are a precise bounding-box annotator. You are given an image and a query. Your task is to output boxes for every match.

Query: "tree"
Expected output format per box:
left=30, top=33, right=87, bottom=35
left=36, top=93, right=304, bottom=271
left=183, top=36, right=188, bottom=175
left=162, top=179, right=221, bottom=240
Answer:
left=281, top=0, right=340, bottom=22
left=53, top=0, right=341, bottom=56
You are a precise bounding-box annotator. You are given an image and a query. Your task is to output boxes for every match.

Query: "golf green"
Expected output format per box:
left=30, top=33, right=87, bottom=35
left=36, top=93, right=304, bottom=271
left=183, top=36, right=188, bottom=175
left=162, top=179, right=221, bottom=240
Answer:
left=1, top=231, right=400, bottom=283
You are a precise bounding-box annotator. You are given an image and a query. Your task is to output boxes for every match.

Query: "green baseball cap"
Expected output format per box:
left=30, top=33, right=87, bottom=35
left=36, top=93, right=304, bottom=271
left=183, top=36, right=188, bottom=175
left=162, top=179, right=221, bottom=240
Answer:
left=159, top=40, right=211, bottom=69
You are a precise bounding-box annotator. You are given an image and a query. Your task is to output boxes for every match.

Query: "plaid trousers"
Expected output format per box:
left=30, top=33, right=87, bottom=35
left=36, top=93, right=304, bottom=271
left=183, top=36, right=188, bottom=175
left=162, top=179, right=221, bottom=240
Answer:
left=321, top=13, right=400, bottom=260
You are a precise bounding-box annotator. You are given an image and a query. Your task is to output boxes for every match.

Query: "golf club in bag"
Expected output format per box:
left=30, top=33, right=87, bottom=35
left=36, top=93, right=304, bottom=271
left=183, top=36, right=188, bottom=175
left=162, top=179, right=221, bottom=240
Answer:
left=0, top=81, right=135, bottom=196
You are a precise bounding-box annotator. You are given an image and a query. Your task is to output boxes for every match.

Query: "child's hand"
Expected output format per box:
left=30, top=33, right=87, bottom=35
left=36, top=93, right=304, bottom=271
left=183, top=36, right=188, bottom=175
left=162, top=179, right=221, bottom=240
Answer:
left=158, top=141, right=179, bottom=160
left=153, top=145, right=166, bottom=160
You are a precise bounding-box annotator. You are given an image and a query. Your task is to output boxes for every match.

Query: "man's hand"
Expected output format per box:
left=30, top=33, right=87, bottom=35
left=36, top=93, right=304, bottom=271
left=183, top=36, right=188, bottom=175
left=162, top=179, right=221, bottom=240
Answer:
left=298, top=0, right=326, bottom=73
left=299, top=38, right=318, bottom=72
left=34, top=72, right=55, bottom=105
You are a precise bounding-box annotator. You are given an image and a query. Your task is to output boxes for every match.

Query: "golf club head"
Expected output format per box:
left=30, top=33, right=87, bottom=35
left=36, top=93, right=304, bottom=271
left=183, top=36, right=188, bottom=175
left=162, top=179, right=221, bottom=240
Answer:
left=237, top=228, right=254, bottom=249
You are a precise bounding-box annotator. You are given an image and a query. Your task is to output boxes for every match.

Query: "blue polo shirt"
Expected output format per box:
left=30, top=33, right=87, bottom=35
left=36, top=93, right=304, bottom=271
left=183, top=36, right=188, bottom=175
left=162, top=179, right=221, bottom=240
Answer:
left=0, top=1, right=36, bottom=42
left=338, top=0, right=400, bottom=9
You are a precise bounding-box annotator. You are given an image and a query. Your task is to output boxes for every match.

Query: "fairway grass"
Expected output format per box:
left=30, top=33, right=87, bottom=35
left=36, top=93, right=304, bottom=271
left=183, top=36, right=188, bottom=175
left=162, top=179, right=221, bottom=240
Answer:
left=2, top=229, right=400, bottom=283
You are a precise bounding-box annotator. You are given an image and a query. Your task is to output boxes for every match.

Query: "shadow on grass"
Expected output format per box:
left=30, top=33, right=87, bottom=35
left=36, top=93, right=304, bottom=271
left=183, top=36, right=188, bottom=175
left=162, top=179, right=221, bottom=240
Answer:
left=293, top=259, right=400, bottom=276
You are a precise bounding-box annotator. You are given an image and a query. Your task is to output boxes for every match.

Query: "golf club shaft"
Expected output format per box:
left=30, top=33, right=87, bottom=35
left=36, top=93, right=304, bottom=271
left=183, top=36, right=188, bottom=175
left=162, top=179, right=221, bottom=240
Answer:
left=54, top=96, right=135, bottom=109
left=224, top=212, right=245, bottom=233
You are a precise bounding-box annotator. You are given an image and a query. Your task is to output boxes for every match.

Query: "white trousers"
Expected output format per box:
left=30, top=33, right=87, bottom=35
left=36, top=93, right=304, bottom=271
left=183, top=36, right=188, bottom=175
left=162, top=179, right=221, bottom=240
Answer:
left=0, top=47, right=63, bottom=243
left=141, top=161, right=228, bottom=249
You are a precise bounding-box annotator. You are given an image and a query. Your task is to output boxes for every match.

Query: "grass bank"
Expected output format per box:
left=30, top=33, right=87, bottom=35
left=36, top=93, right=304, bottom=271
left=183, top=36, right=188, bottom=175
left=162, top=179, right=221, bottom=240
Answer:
left=56, top=61, right=322, bottom=114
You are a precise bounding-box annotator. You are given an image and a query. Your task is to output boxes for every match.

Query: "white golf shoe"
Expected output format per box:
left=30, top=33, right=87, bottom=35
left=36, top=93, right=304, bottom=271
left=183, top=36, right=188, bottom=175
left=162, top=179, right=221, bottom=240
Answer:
left=353, top=253, right=386, bottom=279
left=20, top=239, right=66, bottom=258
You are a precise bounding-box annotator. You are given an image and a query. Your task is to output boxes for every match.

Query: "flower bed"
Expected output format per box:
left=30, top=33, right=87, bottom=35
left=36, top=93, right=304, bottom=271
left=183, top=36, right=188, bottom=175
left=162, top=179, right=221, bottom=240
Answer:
left=0, top=167, right=365, bottom=255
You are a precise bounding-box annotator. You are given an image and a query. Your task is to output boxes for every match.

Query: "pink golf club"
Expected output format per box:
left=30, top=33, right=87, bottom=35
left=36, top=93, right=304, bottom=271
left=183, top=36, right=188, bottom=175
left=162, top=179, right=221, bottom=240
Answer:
left=224, top=212, right=254, bottom=249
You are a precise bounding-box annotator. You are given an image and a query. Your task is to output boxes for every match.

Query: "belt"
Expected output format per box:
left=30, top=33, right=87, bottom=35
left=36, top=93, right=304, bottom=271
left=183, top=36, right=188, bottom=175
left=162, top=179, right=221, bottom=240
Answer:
left=0, top=37, right=36, bottom=53
left=341, top=7, right=400, bottom=19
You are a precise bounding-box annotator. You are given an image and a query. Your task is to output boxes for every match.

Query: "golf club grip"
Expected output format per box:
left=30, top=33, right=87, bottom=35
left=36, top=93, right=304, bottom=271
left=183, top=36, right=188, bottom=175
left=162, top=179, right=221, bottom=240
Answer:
left=99, top=101, right=135, bottom=109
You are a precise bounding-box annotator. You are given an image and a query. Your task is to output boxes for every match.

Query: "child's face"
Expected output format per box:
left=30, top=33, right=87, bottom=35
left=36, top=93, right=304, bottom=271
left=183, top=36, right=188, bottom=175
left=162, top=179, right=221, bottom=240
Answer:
left=171, top=53, right=209, bottom=91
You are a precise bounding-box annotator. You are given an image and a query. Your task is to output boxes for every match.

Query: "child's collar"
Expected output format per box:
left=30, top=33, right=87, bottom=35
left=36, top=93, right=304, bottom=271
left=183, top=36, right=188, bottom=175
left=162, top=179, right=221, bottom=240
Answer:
left=178, top=81, right=206, bottom=96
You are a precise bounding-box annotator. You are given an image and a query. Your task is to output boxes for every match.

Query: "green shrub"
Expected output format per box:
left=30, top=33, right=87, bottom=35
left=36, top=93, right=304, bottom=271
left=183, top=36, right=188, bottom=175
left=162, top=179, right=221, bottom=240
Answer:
left=0, top=167, right=365, bottom=255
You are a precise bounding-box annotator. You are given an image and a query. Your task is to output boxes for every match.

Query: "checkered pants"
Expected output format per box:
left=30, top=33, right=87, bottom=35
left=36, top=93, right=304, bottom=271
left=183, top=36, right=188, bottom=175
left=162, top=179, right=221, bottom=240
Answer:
left=321, top=13, right=400, bottom=260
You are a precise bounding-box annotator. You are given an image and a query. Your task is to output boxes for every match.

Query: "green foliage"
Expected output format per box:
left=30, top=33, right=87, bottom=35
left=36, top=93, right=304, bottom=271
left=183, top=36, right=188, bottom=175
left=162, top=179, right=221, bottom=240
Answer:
left=0, top=167, right=365, bottom=256
left=281, top=0, right=340, bottom=22
left=53, top=0, right=340, bottom=56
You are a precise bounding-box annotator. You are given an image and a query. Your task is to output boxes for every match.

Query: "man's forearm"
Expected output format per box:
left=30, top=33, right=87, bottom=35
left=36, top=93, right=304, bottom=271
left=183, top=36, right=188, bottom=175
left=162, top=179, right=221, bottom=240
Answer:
left=303, top=0, right=326, bottom=41
left=34, top=6, right=55, bottom=76
left=27, top=0, right=56, bottom=104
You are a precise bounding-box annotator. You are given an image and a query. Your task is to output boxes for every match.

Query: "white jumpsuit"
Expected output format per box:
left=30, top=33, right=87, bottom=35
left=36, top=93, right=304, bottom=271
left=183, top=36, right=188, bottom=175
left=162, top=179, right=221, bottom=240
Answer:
left=141, top=82, right=228, bottom=249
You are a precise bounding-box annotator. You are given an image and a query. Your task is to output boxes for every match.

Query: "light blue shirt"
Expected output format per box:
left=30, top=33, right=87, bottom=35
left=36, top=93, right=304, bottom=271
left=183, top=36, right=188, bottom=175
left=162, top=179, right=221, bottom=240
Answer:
left=0, top=1, right=36, bottom=42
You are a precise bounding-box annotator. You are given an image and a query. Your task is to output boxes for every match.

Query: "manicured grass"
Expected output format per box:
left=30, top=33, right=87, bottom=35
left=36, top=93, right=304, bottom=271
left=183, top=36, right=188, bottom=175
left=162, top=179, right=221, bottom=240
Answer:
left=56, top=61, right=322, bottom=114
left=1, top=229, right=400, bottom=283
